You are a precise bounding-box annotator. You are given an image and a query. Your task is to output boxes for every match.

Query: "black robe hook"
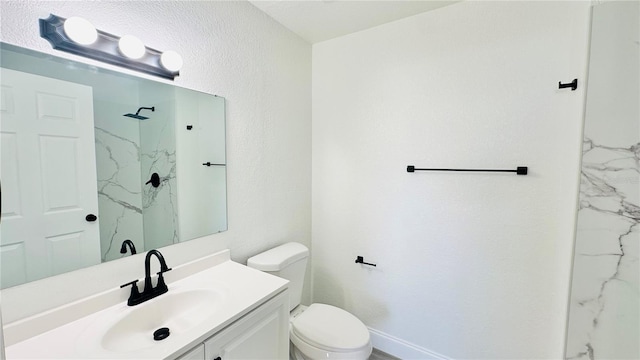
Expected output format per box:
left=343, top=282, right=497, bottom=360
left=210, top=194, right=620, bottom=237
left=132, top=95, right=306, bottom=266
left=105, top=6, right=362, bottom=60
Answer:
left=558, top=79, right=578, bottom=91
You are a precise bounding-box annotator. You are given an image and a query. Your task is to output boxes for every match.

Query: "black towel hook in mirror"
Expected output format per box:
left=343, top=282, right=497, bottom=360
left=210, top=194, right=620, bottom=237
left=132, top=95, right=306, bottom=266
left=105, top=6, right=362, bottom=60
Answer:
left=146, top=173, right=160, bottom=188
left=559, top=78, right=578, bottom=91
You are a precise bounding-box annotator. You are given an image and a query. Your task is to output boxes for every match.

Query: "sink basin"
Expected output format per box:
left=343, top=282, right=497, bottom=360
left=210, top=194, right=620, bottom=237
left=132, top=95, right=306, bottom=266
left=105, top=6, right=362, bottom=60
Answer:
left=84, top=289, right=226, bottom=353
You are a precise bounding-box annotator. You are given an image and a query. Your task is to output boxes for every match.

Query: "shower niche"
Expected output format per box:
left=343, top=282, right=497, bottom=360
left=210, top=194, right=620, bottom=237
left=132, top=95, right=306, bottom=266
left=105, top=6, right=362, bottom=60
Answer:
left=0, top=43, right=227, bottom=288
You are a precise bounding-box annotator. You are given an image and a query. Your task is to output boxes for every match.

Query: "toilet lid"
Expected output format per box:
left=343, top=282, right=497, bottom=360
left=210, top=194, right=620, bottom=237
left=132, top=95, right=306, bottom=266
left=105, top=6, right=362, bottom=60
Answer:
left=291, top=304, right=370, bottom=352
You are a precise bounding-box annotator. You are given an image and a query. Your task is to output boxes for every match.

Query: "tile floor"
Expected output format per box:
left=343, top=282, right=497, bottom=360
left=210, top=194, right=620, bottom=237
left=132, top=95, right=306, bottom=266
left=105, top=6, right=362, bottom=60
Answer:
left=369, top=348, right=401, bottom=360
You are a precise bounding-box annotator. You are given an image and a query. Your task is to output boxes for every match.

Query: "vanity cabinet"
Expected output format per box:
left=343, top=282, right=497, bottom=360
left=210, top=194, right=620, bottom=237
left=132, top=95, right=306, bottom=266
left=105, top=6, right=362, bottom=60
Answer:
left=4, top=257, right=289, bottom=360
left=177, top=344, right=205, bottom=360
left=176, top=291, right=289, bottom=360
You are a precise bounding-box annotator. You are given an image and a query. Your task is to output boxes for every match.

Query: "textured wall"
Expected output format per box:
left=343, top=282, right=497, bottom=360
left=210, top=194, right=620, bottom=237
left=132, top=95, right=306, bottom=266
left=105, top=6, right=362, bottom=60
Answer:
left=0, top=0, right=311, bottom=323
left=312, top=1, right=590, bottom=358
left=566, top=2, right=640, bottom=359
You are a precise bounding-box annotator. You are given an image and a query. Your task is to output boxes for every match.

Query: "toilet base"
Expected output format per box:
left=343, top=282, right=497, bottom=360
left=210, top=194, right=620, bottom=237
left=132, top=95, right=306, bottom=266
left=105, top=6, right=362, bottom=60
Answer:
left=290, top=342, right=305, bottom=360
left=290, top=341, right=372, bottom=360
left=290, top=329, right=372, bottom=360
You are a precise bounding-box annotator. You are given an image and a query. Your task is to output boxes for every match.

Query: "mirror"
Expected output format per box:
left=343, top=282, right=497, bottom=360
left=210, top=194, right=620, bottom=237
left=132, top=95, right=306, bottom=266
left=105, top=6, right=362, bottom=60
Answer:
left=0, top=43, right=227, bottom=289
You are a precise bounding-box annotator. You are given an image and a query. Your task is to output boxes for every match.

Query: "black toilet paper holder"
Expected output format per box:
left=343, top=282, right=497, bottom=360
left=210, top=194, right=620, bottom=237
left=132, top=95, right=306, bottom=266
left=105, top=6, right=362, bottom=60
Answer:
left=355, top=256, right=376, bottom=267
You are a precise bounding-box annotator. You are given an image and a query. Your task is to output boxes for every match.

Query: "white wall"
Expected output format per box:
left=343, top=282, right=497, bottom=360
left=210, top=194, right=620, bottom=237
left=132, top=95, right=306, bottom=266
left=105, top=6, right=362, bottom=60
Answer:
left=0, top=0, right=311, bottom=323
left=175, top=91, right=228, bottom=241
left=312, top=1, right=590, bottom=359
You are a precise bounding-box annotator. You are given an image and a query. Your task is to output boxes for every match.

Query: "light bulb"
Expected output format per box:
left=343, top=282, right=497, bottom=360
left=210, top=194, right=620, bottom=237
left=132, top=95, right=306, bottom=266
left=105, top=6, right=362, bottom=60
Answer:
left=118, top=35, right=146, bottom=59
left=63, top=17, right=98, bottom=45
left=160, top=50, right=183, bottom=72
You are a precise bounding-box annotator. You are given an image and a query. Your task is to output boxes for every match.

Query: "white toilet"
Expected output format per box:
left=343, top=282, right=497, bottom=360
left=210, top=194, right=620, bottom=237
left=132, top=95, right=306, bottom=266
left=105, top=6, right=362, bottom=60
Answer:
left=247, top=242, right=372, bottom=360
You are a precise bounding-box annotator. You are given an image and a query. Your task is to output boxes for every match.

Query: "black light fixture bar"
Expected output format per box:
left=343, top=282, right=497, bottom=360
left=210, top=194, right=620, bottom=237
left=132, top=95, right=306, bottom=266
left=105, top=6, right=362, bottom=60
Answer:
left=407, top=165, right=528, bottom=175
left=39, top=14, right=179, bottom=80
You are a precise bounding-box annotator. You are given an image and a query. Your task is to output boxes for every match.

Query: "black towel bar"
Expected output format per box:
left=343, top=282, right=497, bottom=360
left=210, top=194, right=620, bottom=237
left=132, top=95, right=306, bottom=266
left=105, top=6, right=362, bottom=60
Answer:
left=407, top=166, right=528, bottom=175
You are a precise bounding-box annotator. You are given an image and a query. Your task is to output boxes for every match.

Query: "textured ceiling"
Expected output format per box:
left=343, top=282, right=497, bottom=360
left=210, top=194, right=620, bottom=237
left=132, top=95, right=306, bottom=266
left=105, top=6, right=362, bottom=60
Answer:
left=248, top=0, right=460, bottom=43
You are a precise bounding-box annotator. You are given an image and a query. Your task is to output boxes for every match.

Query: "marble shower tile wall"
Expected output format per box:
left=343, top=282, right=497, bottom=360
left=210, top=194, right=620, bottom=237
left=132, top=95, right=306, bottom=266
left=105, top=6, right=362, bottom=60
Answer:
left=94, top=101, right=144, bottom=262
left=565, top=2, right=639, bottom=359
left=139, top=87, right=179, bottom=251
left=566, top=140, right=640, bottom=359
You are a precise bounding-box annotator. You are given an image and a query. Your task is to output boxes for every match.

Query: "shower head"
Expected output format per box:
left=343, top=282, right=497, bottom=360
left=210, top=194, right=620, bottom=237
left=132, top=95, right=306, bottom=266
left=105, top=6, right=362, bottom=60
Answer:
left=124, top=113, right=148, bottom=120
left=124, top=106, right=155, bottom=120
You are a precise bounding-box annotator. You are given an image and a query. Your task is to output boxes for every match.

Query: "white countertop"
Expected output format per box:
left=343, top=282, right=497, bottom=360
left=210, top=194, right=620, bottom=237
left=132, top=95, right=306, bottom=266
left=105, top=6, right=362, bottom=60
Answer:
left=4, top=252, right=288, bottom=359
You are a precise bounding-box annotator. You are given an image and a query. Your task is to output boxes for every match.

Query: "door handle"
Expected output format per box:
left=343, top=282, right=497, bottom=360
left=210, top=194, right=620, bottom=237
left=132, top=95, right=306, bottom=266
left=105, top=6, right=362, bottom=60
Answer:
left=86, top=214, right=97, bottom=222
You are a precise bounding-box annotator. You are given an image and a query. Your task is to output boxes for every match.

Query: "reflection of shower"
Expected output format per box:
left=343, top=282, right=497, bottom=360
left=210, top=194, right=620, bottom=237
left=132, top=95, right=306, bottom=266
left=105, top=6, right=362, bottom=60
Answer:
left=124, top=106, right=155, bottom=120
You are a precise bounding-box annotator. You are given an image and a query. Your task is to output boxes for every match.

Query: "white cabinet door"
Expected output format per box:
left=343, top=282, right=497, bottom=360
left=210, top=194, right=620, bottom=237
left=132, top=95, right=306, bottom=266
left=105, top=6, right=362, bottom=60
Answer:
left=0, top=68, right=100, bottom=288
left=204, top=291, right=289, bottom=360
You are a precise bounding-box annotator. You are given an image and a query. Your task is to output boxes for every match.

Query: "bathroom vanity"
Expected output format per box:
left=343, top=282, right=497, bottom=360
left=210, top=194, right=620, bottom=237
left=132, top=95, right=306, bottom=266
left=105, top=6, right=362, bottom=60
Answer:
left=2, top=250, right=289, bottom=359
left=175, top=291, right=287, bottom=360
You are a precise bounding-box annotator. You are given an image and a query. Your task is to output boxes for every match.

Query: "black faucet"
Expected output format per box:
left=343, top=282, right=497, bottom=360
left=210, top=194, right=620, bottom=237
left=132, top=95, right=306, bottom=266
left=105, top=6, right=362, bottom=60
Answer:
left=120, top=239, right=137, bottom=255
left=120, top=249, right=172, bottom=306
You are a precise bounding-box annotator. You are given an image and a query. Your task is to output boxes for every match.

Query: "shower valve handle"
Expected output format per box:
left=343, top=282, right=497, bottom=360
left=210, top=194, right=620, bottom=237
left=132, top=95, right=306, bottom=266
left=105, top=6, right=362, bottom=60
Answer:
left=145, top=173, right=160, bottom=188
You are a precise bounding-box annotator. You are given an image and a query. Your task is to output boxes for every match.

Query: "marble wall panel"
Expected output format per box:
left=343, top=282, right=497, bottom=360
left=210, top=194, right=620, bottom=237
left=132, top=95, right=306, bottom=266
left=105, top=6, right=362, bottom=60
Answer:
left=566, top=2, right=639, bottom=359
left=94, top=101, right=144, bottom=262
left=139, top=88, right=179, bottom=251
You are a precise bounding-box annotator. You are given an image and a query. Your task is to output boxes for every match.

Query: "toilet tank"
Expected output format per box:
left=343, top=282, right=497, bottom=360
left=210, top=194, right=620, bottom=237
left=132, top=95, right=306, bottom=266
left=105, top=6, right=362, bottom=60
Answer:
left=247, top=242, right=309, bottom=311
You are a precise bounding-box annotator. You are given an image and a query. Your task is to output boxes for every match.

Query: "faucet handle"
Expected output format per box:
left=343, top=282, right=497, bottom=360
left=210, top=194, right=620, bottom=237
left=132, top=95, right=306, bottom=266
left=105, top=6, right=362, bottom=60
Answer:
left=155, top=271, right=170, bottom=295
left=120, top=279, right=139, bottom=289
left=120, top=280, right=140, bottom=296
left=157, top=267, right=172, bottom=274
left=120, top=280, right=142, bottom=306
left=155, top=268, right=172, bottom=289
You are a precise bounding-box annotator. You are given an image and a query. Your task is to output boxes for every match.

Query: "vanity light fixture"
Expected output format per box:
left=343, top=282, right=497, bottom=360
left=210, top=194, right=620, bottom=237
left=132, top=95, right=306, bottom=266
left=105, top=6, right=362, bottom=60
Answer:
left=63, top=16, right=98, bottom=45
left=39, top=14, right=182, bottom=80
left=160, top=50, right=184, bottom=72
left=118, top=35, right=146, bottom=59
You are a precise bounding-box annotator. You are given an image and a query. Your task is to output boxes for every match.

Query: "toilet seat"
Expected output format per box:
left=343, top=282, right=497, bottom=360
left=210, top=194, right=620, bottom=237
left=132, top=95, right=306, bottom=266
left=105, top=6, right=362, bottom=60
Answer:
left=291, top=304, right=371, bottom=354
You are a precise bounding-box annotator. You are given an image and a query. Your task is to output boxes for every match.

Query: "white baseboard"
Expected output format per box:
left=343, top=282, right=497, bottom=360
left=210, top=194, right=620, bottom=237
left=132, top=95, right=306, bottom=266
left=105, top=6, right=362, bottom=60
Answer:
left=368, top=327, right=451, bottom=360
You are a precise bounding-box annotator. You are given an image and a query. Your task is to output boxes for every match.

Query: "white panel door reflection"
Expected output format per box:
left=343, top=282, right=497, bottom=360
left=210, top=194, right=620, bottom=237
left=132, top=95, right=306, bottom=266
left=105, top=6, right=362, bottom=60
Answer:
left=0, top=68, right=100, bottom=288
